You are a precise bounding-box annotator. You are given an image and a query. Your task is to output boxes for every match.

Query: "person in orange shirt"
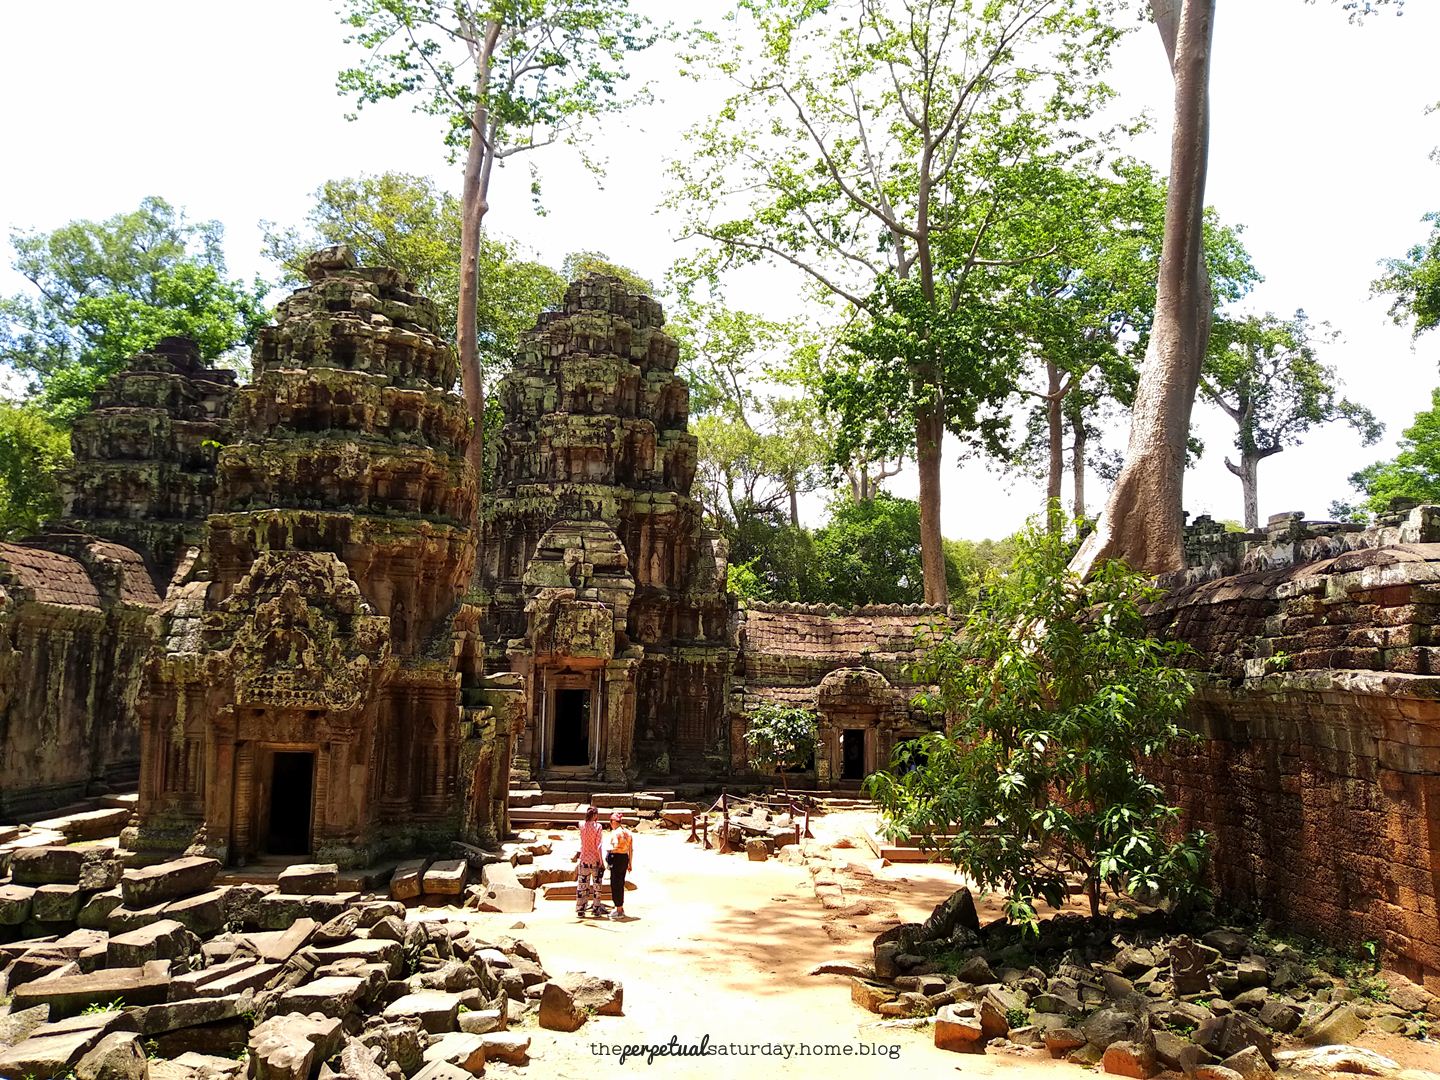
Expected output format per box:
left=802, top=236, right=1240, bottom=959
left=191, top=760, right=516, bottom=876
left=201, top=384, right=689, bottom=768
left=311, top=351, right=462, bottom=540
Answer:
left=605, top=810, right=634, bottom=920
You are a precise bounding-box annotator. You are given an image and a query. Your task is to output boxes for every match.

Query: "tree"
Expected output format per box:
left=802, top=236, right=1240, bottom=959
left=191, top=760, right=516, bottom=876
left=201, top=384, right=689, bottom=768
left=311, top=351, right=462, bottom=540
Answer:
left=337, top=0, right=654, bottom=478
left=563, top=251, right=653, bottom=295
left=868, top=522, right=1207, bottom=925
left=944, top=534, right=1021, bottom=613
left=811, top=493, right=925, bottom=606
left=1375, top=211, right=1440, bottom=338
left=1201, top=312, right=1381, bottom=530
left=259, top=172, right=565, bottom=376
left=0, top=197, right=268, bottom=422
left=1335, top=387, right=1440, bottom=519
left=742, top=703, right=819, bottom=792
left=672, top=0, right=1125, bottom=603
left=0, top=401, right=70, bottom=538
left=1076, top=0, right=1402, bottom=576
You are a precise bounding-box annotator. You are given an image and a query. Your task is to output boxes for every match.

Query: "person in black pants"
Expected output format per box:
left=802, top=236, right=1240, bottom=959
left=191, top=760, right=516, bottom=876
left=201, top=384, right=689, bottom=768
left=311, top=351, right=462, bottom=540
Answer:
left=605, top=810, right=633, bottom=920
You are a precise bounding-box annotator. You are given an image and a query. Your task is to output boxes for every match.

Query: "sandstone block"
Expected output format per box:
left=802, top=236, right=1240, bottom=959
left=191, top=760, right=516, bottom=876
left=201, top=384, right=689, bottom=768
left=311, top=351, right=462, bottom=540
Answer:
left=247, top=1012, right=343, bottom=1080
left=77, top=889, right=123, bottom=931
left=0, top=1029, right=101, bottom=1080
left=383, top=991, right=461, bottom=1034
left=538, top=972, right=622, bottom=1032
left=457, top=1009, right=503, bottom=1035
left=11, top=963, right=172, bottom=1019
left=165, top=889, right=228, bottom=936
left=479, top=1031, right=529, bottom=1065
left=32, top=884, right=83, bottom=923
left=74, top=1031, right=146, bottom=1080
left=934, top=1003, right=985, bottom=1053
left=422, top=1032, right=485, bottom=1075
left=120, top=856, right=220, bottom=908
left=0, top=884, right=35, bottom=925
left=1298, top=1002, right=1365, bottom=1046
left=313, top=939, right=404, bottom=978
left=745, top=838, right=769, bottom=861
left=1103, top=1040, right=1158, bottom=1078
left=134, top=992, right=254, bottom=1035
left=390, top=860, right=429, bottom=902
left=106, top=901, right=170, bottom=934
left=106, top=918, right=196, bottom=968
left=276, top=864, right=339, bottom=896
left=422, top=860, right=467, bottom=897
left=170, top=958, right=281, bottom=1000
left=280, top=976, right=367, bottom=1019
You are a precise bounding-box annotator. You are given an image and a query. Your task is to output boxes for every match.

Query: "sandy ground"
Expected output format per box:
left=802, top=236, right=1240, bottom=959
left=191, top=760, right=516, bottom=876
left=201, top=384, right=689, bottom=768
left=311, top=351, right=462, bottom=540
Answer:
left=415, top=810, right=1440, bottom=1080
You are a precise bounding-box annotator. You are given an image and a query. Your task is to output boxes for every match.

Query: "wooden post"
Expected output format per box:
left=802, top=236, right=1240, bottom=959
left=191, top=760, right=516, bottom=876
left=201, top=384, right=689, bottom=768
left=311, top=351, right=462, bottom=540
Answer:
left=687, top=809, right=699, bottom=844
left=718, top=790, right=732, bottom=854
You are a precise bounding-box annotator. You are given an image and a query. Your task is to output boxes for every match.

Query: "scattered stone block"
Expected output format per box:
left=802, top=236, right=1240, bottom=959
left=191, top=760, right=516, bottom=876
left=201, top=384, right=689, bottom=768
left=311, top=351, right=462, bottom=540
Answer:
left=1220, top=1045, right=1274, bottom=1080
left=170, top=958, right=280, bottom=1000
left=133, top=992, right=253, bottom=1036
left=422, top=860, right=467, bottom=897
left=281, top=977, right=367, bottom=1019
left=120, top=856, right=220, bottom=909
left=247, top=1012, right=344, bottom=1080
left=390, top=860, right=429, bottom=902
left=850, top=977, right=897, bottom=1014
left=935, top=1003, right=985, bottom=1053
left=1103, top=1040, right=1159, bottom=1078
left=457, top=1009, right=503, bottom=1035
left=0, top=1006, right=52, bottom=1049
left=479, top=1031, right=528, bottom=1065
left=244, top=918, right=318, bottom=963
left=383, top=991, right=461, bottom=1034
left=77, top=889, right=123, bottom=931
left=537, top=972, right=622, bottom=1032
left=276, top=864, right=339, bottom=895
left=106, top=901, right=170, bottom=934
left=11, top=963, right=172, bottom=1019
left=73, top=1030, right=146, bottom=1080
left=164, top=889, right=228, bottom=936
left=410, top=1063, right=471, bottom=1080
left=312, top=939, right=404, bottom=978
left=1298, top=1001, right=1365, bottom=1046
left=0, top=883, right=35, bottom=926
left=0, top=1028, right=101, bottom=1080
left=473, top=887, right=534, bottom=914
left=32, top=884, right=83, bottom=923
left=745, top=838, right=769, bottom=861
left=422, top=1033, right=485, bottom=1075
left=1044, top=1027, right=1087, bottom=1058
left=9, top=847, right=86, bottom=886
left=106, top=918, right=196, bottom=968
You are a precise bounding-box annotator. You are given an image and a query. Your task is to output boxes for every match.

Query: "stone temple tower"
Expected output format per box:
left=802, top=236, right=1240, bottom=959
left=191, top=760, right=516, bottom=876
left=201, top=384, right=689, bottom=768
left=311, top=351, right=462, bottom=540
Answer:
left=126, top=247, right=488, bottom=866
left=478, top=275, right=733, bottom=783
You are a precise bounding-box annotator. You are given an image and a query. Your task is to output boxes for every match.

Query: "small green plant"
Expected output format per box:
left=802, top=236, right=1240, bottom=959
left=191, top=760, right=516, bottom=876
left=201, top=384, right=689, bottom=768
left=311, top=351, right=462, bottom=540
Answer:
left=742, top=703, right=818, bottom=793
left=1264, top=651, right=1293, bottom=673
left=1005, top=1006, right=1031, bottom=1029
left=82, top=998, right=125, bottom=1015
left=1166, top=1018, right=1198, bottom=1037
left=144, top=1039, right=161, bottom=1061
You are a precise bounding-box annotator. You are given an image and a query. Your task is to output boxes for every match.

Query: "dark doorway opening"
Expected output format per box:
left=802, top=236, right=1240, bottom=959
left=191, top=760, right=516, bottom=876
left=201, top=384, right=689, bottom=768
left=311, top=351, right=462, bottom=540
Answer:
left=266, top=751, right=314, bottom=856
left=841, top=729, right=867, bottom=781
left=553, top=689, right=591, bottom=767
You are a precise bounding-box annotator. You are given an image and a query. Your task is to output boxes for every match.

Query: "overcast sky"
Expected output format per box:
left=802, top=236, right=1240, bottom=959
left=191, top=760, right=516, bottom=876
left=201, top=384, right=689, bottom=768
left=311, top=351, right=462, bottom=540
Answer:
left=2, top=1, right=1437, bottom=540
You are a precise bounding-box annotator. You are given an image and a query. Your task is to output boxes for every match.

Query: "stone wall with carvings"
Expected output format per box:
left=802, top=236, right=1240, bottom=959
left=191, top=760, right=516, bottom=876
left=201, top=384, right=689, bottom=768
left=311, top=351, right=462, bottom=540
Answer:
left=1152, top=505, right=1440, bottom=989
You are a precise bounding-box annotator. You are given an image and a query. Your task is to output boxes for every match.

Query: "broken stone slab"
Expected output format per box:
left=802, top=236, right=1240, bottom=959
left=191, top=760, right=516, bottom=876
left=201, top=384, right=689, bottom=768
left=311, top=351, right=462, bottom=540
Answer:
left=383, top=991, right=461, bottom=1034
left=457, top=1009, right=504, bottom=1036
left=422, top=1032, right=486, bottom=1074
left=11, top=962, right=172, bottom=1019
left=171, top=1052, right=244, bottom=1080
left=31, top=884, right=83, bottom=924
left=318, top=1041, right=387, bottom=1080
left=164, top=889, right=228, bottom=937
left=422, top=860, right=467, bottom=897
left=473, top=886, right=534, bottom=914
left=248, top=1012, right=344, bottom=1080
left=0, top=884, right=35, bottom=926
left=480, top=862, right=520, bottom=891
left=0, top=1005, right=52, bottom=1049
left=276, top=864, right=339, bottom=895
left=934, top=1003, right=985, bottom=1053
left=479, top=1031, right=528, bottom=1065
left=120, top=856, right=220, bottom=909
left=1274, top=1046, right=1399, bottom=1075
left=106, top=918, right=197, bottom=968
left=311, top=938, right=404, bottom=978
left=170, top=958, right=281, bottom=1000
left=133, top=992, right=254, bottom=1035
left=241, top=918, right=318, bottom=963
left=537, top=972, right=622, bottom=1032
left=390, top=860, right=430, bottom=902
left=1297, top=1001, right=1366, bottom=1046
left=76, top=889, right=123, bottom=931
left=1044, top=1027, right=1088, bottom=1058
left=0, top=1028, right=103, bottom=1080
left=410, top=1063, right=472, bottom=1080
left=73, top=1030, right=145, bottom=1080
left=10, top=847, right=119, bottom=890
left=1219, top=1045, right=1274, bottom=1080
left=280, top=977, right=367, bottom=1019
left=311, top=908, right=361, bottom=946
left=106, top=900, right=171, bottom=934
left=1195, top=1012, right=1276, bottom=1066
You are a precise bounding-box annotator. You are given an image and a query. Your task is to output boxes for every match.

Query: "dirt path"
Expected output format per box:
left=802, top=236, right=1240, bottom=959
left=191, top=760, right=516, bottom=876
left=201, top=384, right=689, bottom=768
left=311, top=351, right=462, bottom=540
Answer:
left=418, top=811, right=1082, bottom=1079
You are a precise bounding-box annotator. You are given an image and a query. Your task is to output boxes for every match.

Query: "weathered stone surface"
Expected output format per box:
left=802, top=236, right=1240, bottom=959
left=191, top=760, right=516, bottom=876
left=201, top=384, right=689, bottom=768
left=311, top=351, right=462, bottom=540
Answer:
left=73, top=1031, right=146, bottom=1080
left=106, top=918, right=196, bottom=968
left=77, top=889, right=124, bottom=931
left=171, top=959, right=279, bottom=1000
left=120, top=857, right=220, bottom=909
left=1103, top=1041, right=1158, bottom=1078
left=421, top=860, right=467, bottom=897
left=457, top=1009, right=504, bottom=1036
left=1297, top=1001, right=1366, bottom=1046
left=248, top=1012, right=344, bottom=1080
left=165, top=889, right=228, bottom=936
left=383, top=992, right=461, bottom=1034
left=280, top=977, right=366, bottom=1019
left=135, top=992, right=253, bottom=1035
left=850, top=977, right=897, bottom=1014
left=389, top=861, right=429, bottom=903
left=0, top=1029, right=102, bottom=1080
left=479, top=1031, right=528, bottom=1065
left=11, top=963, right=172, bottom=1018
left=312, top=939, right=403, bottom=978
left=934, top=1004, right=985, bottom=1053
left=31, top=884, right=83, bottom=923
left=276, top=865, right=339, bottom=896
left=538, top=972, right=623, bottom=1032
left=0, top=1006, right=52, bottom=1050
left=0, top=883, right=34, bottom=925
left=422, top=1033, right=485, bottom=1075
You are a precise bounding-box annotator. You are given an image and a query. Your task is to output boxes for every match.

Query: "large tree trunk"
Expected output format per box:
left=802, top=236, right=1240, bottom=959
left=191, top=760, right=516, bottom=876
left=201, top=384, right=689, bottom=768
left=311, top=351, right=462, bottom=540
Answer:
left=1072, top=404, right=1088, bottom=521
left=1045, top=360, right=1064, bottom=532
left=1227, top=453, right=1260, bottom=530
left=1071, top=0, right=1215, bottom=578
left=916, top=401, right=948, bottom=605
left=457, top=20, right=502, bottom=502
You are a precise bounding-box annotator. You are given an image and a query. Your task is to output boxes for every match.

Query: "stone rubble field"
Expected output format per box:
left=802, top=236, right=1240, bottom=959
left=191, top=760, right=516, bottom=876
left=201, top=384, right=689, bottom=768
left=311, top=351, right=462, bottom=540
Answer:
left=848, top=885, right=1440, bottom=1077
left=0, top=837, right=625, bottom=1080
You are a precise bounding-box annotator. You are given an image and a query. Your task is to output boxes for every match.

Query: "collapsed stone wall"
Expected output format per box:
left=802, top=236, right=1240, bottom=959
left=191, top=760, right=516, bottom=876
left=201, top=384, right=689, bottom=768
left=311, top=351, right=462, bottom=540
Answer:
left=1151, top=506, right=1440, bottom=990
left=732, top=601, right=947, bottom=784
left=0, top=341, right=234, bottom=819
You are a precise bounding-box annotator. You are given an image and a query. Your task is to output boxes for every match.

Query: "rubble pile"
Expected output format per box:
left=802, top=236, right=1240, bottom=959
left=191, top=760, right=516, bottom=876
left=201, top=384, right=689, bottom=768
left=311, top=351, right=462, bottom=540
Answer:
left=0, top=846, right=624, bottom=1079
left=852, top=889, right=1438, bottom=1075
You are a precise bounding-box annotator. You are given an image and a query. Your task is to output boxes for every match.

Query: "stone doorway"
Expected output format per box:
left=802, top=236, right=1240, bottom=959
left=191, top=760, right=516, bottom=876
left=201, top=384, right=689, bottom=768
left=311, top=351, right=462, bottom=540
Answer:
left=551, top=688, right=591, bottom=767
left=263, top=750, right=314, bottom=856
left=841, top=729, right=866, bottom=781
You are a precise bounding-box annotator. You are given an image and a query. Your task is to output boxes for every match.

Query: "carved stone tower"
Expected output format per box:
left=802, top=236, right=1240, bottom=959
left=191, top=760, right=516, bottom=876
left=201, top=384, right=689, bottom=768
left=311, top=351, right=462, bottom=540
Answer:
left=479, top=275, right=732, bottom=782
left=127, top=248, right=484, bottom=866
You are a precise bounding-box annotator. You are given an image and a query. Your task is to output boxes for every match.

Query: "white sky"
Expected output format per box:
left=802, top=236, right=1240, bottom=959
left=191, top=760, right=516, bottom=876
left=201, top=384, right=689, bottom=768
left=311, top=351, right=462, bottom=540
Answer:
left=2, top=1, right=1437, bottom=541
